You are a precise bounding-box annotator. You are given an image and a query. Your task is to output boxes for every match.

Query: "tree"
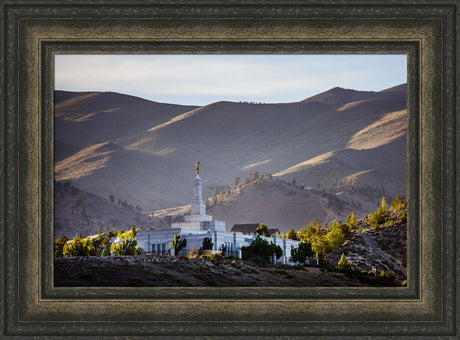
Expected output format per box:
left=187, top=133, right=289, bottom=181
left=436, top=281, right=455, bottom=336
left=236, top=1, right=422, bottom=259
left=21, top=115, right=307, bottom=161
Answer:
left=310, top=233, right=328, bottom=259
left=337, top=253, right=354, bottom=270
left=368, top=197, right=389, bottom=229
left=286, top=226, right=298, bottom=240
left=296, top=226, right=308, bottom=240
left=242, top=236, right=283, bottom=262
left=169, top=233, right=187, bottom=256
left=324, top=222, right=345, bottom=250
left=256, top=223, right=268, bottom=237
left=291, top=239, right=314, bottom=263
left=346, top=211, right=357, bottom=230
left=202, top=237, right=214, bottom=250
left=391, top=195, right=407, bottom=211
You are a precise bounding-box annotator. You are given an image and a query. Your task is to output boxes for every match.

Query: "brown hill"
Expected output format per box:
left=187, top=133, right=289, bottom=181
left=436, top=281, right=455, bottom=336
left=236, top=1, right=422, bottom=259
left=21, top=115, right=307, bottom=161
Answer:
left=203, top=174, right=355, bottom=234
left=54, top=90, right=197, bottom=159
left=54, top=181, right=167, bottom=240
left=55, top=85, right=407, bottom=236
left=302, top=87, right=385, bottom=106
left=149, top=173, right=359, bottom=234
left=328, top=210, right=407, bottom=282
left=55, top=141, right=191, bottom=210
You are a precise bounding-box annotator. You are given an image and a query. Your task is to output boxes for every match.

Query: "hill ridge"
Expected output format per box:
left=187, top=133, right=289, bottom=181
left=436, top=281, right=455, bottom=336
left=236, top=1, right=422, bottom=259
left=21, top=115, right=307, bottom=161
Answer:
left=54, top=84, right=408, bottom=237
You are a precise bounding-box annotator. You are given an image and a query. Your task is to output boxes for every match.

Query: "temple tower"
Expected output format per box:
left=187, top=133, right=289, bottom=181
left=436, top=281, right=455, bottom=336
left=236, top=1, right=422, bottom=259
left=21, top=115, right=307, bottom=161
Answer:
left=190, top=163, right=206, bottom=215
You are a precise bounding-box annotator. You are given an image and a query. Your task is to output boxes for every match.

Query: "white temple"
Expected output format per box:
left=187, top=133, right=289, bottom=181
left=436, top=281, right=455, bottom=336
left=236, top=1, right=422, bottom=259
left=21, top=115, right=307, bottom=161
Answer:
left=136, top=162, right=299, bottom=263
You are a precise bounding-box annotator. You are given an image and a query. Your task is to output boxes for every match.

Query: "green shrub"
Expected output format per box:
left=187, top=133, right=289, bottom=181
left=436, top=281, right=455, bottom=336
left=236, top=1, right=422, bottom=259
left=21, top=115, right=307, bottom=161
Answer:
left=117, top=226, right=137, bottom=239
left=390, top=195, right=407, bottom=211
left=398, top=214, right=407, bottom=223
left=202, top=237, right=213, bottom=250
left=256, top=223, right=269, bottom=237
left=346, top=211, right=358, bottom=230
left=54, top=235, right=68, bottom=258
left=169, top=233, right=187, bottom=256
left=336, top=253, right=354, bottom=270
left=100, top=248, right=110, bottom=257
left=291, top=239, right=314, bottom=263
left=384, top=220, right=395, bottom=227
left=286, top=226, right=298, bottom=240
left=63, top=235, right=94, bottom=257
left=205, top=253, right=225, bottom=265
left=369, top=197, right=389, bottom=229
left=242, top=236, right=283, bottom=263
left=110, top=239, right=143, bottom=256
left=379, top=270, right=395, bottom=279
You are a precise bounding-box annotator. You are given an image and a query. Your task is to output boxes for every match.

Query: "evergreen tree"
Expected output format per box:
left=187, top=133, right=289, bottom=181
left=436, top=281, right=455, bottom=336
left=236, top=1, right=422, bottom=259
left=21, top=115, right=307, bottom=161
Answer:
left=242, top=235, right=282, bottom=262
left=346, top=211, right=357, bottom=230
left=379, top=197, right=388, bottom=211
left=296, top=226, right=309, bottom=240
left=369, top=196, right=390, bottom=229
left=337, top=253, right=353, bottom=270
left=286, top=226, right=298, bottom=240
left=256, top=223, right=268, bottom=237
left=324, top=221, right=345, bottom=250
left=291, top=239, right=314, bottom=263
left=391, top=195, right=407, bottom=211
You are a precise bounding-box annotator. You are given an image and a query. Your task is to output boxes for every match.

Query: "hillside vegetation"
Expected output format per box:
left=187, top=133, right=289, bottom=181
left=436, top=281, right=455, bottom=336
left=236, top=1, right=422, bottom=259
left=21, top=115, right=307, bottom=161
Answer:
left=55, top=196, right=407, bottom=286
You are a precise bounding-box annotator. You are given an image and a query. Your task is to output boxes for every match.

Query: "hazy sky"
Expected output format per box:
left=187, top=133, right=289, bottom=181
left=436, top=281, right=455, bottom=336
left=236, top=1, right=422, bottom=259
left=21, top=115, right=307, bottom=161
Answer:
left=55, top=54, right=407, bottom=106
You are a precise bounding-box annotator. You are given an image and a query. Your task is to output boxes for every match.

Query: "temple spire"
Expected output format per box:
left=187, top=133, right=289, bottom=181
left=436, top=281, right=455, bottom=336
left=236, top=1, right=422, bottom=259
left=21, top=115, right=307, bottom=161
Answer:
left=191, top=161, right=206, bottom=215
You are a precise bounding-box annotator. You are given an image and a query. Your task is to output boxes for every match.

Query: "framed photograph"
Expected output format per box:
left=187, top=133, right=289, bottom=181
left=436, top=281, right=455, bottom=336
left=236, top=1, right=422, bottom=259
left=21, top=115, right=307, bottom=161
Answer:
left=1, top=1, right=458, bottom=338
left=53, top=53, right=409, bottom=289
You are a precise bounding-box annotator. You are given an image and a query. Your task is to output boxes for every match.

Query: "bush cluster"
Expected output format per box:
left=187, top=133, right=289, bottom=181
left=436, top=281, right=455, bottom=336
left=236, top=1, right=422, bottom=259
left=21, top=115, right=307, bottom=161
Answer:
left=242, top=236, right=282, bottom=263
left=55, top=227, right=142, bottom=258
left=110, top=239, right=143, bottom=256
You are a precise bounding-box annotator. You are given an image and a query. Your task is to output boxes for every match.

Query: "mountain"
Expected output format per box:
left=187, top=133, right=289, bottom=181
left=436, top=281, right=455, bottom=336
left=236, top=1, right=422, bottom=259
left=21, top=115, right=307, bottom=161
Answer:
left=206, top=174, right=356, bottom=233
left=54, top=91, right=198, bottom=160
left=54, top=181, right=167, bottom=240
left=55, top=85, right=407, bottom=235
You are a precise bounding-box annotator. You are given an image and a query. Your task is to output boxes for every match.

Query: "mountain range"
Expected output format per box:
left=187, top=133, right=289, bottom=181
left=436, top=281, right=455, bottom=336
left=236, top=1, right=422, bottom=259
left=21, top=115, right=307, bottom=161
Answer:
left=54, top=84, right=407, bottom=235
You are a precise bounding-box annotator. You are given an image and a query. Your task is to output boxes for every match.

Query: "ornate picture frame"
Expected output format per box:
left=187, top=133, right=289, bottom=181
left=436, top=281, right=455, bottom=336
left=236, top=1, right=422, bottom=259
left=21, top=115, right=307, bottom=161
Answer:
left=1, top=1, right=457, bottom=337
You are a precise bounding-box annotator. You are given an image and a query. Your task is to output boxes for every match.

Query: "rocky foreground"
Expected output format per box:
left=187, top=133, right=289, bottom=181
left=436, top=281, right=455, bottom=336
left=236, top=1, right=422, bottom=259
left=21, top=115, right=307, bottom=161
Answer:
left=329, top=224, right=407, bottom=282
left=54, top=255, right=400, bottom=287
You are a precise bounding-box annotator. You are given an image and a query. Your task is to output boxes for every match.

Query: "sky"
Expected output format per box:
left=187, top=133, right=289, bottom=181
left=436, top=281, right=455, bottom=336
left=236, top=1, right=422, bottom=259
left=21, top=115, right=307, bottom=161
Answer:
left=55, top=54, right=407, bottom=106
